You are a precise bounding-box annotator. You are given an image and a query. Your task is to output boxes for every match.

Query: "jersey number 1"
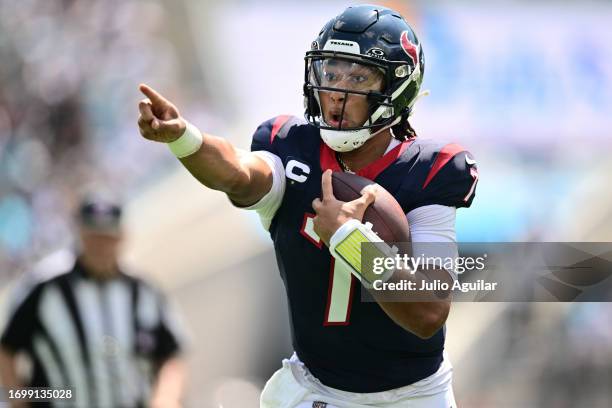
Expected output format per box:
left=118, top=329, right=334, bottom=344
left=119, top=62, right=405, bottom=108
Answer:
left=301, top=213, right=355, bottom=325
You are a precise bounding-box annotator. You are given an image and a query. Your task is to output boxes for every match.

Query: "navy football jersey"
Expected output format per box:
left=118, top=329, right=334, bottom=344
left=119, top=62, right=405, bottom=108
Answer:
left=251, top=115, right=478, bottom=393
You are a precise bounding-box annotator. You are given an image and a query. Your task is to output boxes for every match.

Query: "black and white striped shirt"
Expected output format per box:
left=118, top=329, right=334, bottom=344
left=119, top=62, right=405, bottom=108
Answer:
left=0, top=251, right=184, bottom=408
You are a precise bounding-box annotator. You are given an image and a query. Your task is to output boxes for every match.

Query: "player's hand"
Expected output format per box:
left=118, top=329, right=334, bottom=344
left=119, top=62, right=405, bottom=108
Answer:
left=312, top=170, right=376, bottom=246
left=138, top=83, right=187, bottom=143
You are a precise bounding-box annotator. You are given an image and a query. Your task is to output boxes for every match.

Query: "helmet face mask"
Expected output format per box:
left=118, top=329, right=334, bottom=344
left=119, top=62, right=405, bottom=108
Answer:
left=305, top=52, right=395, bottom=132
left=303, top=5, right=425, bottom=152
left=312, top=58, right=385, bottom=94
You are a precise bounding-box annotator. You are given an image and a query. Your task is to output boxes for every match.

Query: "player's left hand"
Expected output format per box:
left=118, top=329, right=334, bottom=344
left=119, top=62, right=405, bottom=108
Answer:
left=312, top=170, right=376, bottom=246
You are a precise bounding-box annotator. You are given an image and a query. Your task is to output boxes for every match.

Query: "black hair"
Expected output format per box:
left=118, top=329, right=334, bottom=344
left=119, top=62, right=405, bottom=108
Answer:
left=390, top=108, right=417, bottom=141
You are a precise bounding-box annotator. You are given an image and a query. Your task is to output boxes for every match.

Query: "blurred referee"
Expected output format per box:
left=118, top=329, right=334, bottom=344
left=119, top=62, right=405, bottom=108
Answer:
left=0, top=194, right=186, bottom=408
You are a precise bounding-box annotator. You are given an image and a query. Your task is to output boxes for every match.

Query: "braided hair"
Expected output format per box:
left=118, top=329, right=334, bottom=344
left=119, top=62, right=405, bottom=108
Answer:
left=391, top=108, right=417, bottom=141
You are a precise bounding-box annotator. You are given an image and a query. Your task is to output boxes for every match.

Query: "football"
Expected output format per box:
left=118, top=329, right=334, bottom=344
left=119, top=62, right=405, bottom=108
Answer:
left=331, top=171, right=410, bottom=243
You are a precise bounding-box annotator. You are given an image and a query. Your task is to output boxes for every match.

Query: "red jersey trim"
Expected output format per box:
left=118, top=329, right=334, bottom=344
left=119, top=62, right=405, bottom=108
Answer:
left=270, top=115, right=291, bottom=143
left=422, top=143, right=465, bottom=189
left=319, top=139, right=413, bottom=181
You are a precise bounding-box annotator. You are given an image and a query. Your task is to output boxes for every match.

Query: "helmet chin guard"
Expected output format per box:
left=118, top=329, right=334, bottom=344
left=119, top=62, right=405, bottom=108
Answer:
left=320, top=126, right=372, bottom=152
left=320, top=116, right=401, bottom=152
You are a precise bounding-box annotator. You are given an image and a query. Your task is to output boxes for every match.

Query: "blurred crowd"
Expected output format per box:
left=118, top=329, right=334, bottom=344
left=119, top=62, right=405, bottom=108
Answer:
left=0, top=0, right=181, bottom=281
left=538, top=303, right=612, bottom=407
left=462, top=302, right=612, bottom=407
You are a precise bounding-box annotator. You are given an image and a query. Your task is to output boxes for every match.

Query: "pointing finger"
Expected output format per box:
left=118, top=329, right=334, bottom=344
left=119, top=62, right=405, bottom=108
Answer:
left=321, top=169, right=335, bottom=201
left=139, top=83, right=169, bottom=107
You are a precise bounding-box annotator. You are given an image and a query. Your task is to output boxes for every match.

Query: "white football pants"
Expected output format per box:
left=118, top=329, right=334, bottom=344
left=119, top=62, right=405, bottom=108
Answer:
left=260, top=353, right=457, bottom=408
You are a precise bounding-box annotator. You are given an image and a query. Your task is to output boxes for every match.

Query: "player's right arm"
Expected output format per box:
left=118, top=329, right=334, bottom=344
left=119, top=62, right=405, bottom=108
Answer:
left=137, top=84, right=272, bottom=206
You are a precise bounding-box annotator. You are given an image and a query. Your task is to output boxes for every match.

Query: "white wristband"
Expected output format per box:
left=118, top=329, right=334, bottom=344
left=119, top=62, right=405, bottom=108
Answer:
left=168, top=122, right=203, bottom=158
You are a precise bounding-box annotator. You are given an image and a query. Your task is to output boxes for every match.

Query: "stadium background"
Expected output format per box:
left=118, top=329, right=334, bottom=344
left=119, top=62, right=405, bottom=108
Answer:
left=0, top=0, right=611, bottom=406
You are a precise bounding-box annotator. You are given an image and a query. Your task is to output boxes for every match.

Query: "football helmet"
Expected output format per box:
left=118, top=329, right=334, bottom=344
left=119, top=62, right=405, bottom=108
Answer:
left=304, top=5, right=425, bottom=152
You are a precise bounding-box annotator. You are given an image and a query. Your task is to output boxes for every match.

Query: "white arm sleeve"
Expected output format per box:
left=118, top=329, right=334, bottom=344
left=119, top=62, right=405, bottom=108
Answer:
left=406, top=204, right=458, bottom=279
left=239, top=150, right=286, bottom=230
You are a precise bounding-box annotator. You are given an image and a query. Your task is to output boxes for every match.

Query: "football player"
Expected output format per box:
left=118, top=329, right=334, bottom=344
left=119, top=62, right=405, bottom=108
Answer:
left=137, top=5, right=478, bottom=407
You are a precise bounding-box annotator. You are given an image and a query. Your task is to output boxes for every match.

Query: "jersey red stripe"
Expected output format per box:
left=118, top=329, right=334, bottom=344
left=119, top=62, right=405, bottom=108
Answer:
left=319, top=139, right=413, bottom=179
left=270, top=115, right=291, bottom=143
left=319, top=142, right=342, bottom=172
left=357, top=140, right=412, bottom=180
left=422, top=143, right=465, bottom=189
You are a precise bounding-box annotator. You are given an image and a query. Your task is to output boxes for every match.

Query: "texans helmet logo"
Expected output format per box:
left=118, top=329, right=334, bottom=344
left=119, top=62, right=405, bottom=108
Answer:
left=400, top=31, right=419, bottom=66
